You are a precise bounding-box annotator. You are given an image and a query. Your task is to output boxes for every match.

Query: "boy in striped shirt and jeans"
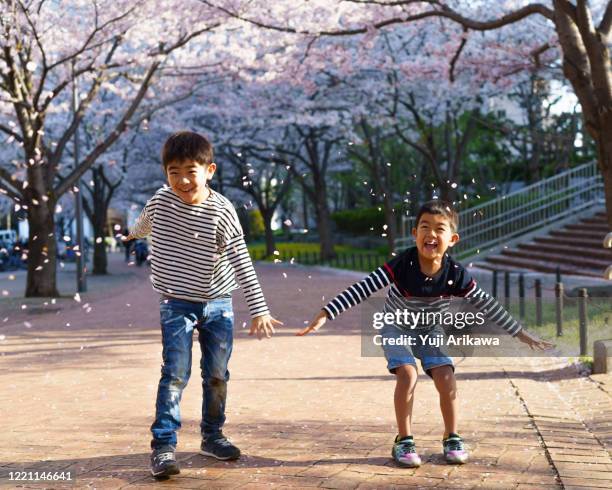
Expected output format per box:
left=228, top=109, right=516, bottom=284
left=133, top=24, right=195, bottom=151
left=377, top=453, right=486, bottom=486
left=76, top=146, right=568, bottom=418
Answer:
left=298, top=200, right=552, bottom=468
left=124, top=131, right=282, bottom=478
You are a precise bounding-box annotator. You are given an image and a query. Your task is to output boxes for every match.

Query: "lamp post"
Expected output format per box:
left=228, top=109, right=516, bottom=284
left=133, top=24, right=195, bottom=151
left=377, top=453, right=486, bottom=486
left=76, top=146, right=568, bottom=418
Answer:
left=72, top=60, right=87, bottom=293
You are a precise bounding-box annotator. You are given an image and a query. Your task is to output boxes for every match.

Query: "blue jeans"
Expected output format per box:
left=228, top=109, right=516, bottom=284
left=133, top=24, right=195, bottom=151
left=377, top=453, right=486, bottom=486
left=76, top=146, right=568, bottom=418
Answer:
left=150, top=296, right=234, bottom=449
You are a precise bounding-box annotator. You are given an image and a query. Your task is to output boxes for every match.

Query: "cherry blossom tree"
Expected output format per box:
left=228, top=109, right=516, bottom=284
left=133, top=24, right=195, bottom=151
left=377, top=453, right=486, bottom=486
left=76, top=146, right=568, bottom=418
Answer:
left=219, top=145, right=292, bottom=256
left=0, top=0, right=281, bottom=296
left=202, top=0, right=612, bottom=226
left=166, top=70, right=357, bottom=260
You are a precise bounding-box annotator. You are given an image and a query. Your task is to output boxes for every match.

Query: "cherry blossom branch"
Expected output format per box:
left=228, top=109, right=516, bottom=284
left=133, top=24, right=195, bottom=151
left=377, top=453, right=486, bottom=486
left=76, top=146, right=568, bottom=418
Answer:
left=600, top=2, right=612, bottom=36
left=55, top=61, right=160, bottom=196
left=0, top=124, right=23, bottom=142
left=200, top=1, right=554, bottom=35
left=0, top=166, right=22, bottom=201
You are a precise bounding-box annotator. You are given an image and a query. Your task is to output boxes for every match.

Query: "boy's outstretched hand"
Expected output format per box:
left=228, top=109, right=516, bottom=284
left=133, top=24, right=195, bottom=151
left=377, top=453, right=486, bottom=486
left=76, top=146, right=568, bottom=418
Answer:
left=516, top=329, right=554, bottom=351
left=249, top=314, right=283, bottom=340
left=296, top=310, right=327, bottom=336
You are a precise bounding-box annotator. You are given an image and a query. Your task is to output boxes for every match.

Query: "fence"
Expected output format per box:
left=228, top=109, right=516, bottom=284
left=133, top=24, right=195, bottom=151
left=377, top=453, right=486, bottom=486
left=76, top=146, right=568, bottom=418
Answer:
left=396, top=161, right=604, bottom=258
left=248, top=249, right=387, bottom=273
left=487, top=267, right=609, bottom=357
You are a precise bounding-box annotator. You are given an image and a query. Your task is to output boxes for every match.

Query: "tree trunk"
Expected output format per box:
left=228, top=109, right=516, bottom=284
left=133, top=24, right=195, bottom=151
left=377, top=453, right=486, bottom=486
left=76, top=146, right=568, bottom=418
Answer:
left=262, top=208, right=276, bottom=257
left=438, top=181, right=457, bottom=202
left=91, top=210, right=108, bottom=275
left=302, top=188, right=309, bottom=229
left=92, top=182, right=108, bottom=274
left=552, top=2, right=611, bottom=224
left=382, top=192, right=397, bottom=254
left=25, top=199, right=59, bottom=297
left=93, top=239, right=107, bottom=275
left=314, top=188, right=336, bottom=260
left=596, top=116, right=612, bottom=230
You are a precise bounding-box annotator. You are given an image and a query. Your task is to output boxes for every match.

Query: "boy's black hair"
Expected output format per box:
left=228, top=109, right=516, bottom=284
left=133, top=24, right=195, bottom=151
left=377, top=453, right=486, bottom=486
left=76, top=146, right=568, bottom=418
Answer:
left=161, top=131, right=213, bottom=171
left=415, top=200, right=459, bottom=232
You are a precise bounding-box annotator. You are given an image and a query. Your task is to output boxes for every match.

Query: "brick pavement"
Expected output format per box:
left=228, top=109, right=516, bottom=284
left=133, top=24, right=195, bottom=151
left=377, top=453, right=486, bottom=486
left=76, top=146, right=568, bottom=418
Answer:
left=0, top=254, right=610, bottom=489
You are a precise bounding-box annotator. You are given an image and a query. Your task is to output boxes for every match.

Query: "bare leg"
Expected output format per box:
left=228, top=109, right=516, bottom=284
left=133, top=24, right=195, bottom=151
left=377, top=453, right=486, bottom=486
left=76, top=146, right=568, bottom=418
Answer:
left=394, top=364, right=418, bottom=438
left=430, top=365, right=457, bottom=438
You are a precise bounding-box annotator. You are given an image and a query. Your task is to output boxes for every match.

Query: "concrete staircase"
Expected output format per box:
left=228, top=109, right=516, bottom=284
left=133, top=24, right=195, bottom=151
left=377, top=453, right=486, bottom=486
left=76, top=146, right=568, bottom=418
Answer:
left=476, top=210, right=611, bottom=277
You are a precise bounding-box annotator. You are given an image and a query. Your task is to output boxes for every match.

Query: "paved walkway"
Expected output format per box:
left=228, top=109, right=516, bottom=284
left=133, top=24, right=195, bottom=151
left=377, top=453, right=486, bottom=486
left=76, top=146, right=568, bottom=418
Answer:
left=0, top=253, right=610, bottom=489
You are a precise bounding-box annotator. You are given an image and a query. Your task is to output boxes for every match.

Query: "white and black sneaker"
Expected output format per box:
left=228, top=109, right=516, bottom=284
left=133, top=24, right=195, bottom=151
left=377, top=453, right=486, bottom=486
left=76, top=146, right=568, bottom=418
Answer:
left=150, top=446, right=180, bottom=478
left=200, top=433, right=241, bottom=460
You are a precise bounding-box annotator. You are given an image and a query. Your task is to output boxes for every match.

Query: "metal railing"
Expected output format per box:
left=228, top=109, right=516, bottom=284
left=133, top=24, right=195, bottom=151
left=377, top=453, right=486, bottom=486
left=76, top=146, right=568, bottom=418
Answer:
left=396, top=162, right=604, bottom=258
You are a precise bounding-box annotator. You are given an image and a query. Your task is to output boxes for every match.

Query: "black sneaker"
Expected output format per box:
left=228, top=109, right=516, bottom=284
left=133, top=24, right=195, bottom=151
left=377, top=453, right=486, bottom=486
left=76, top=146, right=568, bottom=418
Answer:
left=200, top=433, right=241, bottom=460
left=150, top=446, right=180, bottom=478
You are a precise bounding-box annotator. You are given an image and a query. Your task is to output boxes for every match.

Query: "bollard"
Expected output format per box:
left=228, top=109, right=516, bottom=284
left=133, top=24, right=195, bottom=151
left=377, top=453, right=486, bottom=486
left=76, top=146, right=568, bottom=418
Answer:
left=555, top=282, right=564, bottom=337
left=519, top=273, right=525, bottom=319
left=492, top=270, right=498, bottom=299
left=504, top=271, right=511, bottom=311
left=535, top=279, right=542, bottom=326
left=556, top=266, right=562, bottom=284
left=578, top=288, right=588, bottom=356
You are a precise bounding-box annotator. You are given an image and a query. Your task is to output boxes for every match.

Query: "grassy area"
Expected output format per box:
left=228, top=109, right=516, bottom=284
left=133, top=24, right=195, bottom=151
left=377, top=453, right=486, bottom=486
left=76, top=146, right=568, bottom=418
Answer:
left=503, top=297, right=611, bottom=356
left=247, top=241, right=389, bottom=272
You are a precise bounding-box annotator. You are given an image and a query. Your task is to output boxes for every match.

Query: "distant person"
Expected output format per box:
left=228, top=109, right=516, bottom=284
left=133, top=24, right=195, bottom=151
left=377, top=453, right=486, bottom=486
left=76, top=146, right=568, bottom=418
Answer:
left=122, top=227, right=134, bottom=262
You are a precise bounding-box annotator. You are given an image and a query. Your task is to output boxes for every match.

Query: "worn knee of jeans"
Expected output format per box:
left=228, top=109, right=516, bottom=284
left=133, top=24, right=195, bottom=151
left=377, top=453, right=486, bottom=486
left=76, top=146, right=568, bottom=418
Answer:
left=204, top=376, right=226, bottom=391
left=161, top=364, right=191, bottom=390
left=203, top=377, right=227, bottom=418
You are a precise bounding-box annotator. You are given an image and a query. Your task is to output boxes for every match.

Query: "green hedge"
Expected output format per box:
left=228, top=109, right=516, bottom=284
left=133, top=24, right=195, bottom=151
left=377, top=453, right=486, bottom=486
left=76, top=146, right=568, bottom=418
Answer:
left=249, top=210, right=265, bottom=239
left=331, top=206, right=401, bottom=234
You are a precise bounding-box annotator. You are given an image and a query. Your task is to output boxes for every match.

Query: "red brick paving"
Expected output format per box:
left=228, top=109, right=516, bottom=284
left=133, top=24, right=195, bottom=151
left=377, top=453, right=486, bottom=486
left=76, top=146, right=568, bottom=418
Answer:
left=0, top=254, right=610, bottom=488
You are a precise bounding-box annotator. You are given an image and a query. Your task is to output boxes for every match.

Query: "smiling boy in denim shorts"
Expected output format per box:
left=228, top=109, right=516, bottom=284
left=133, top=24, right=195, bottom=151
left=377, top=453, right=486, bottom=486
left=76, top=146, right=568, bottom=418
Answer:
left=298, top=200, right=552, bottom=467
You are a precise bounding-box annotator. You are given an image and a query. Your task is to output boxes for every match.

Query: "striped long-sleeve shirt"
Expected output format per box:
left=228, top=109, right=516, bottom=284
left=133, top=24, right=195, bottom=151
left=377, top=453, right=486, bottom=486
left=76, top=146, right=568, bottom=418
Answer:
left=323, top=247, right=522, bottom=336
left=130, top=186, right=269, bottom=318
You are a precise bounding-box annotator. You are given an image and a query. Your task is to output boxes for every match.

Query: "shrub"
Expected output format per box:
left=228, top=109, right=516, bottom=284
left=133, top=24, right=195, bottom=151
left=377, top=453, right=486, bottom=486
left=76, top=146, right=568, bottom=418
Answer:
left=249, top=210, right=265, bottom=239
left=332, top=206, right=401, bottom=234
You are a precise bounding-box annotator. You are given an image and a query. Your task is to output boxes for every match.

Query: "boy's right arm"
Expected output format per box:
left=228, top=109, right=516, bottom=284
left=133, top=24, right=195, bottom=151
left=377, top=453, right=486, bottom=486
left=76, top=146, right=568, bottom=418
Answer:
left=122, top=206, right=152, bottom=242
left=297, top=266, right=393, bottom=336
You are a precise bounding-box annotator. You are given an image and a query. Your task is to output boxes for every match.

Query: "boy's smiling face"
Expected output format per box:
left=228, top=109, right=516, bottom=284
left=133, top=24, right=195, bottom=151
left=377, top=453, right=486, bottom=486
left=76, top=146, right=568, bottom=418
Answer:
left=166, top=159, right=216, bottom=205
left=412, top=212, right=459, bottom=262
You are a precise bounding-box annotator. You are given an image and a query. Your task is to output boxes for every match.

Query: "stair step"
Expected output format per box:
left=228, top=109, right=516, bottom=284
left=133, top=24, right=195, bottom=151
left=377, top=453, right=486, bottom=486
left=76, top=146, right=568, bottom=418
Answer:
left=533, top=236, right=604, bottom=250
left=483, top=255, right=603, bottom=277
left=549, top=229, right=607, bottom=241
left=500, top=249, right=609, bottom=269
left=517, top=242, right=612, bottom=261
left=582, top=216, right=609, bottom=226
left=565, top=223, right=610, bottom=233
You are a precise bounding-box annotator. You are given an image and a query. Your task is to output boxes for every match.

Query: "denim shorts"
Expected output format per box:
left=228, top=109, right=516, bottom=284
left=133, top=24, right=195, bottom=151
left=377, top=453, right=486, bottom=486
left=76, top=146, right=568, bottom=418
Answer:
left=380, top=324, right=454, bottom=376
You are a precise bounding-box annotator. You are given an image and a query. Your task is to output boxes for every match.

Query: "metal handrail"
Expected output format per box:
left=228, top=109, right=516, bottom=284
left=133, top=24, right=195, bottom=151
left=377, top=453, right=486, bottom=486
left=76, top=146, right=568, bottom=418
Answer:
left=396, top=162, right=604, bottom=257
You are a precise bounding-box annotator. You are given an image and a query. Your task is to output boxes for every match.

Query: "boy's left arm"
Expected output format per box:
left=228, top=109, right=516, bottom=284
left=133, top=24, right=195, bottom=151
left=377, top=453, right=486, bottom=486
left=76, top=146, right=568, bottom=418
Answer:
left=459, top=280, right=553, bottom=351
left=221, top=208, right=282, bottom=340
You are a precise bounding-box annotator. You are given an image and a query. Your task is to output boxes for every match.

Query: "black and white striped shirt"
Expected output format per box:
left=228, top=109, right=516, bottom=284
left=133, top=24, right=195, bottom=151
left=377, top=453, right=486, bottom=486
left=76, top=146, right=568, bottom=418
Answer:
left=130, top=186, right=269, bottom=318
left=323, top=247, right=522, bottom=336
